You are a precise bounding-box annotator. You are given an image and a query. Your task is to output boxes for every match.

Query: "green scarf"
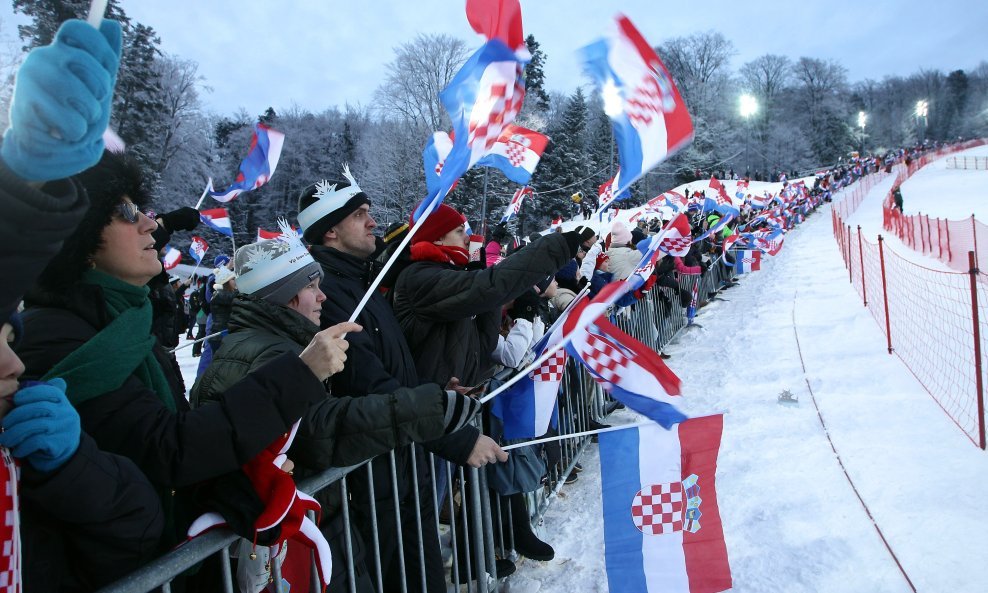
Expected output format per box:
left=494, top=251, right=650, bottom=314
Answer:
left=43, top=269, right=176, bottom=413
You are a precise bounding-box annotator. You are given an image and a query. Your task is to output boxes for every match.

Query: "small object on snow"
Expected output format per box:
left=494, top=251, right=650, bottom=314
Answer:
left=777, top=389, right=799, bottom=406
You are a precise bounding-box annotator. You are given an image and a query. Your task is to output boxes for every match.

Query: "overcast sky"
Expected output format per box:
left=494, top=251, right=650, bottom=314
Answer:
left=2, top=1, right=986, bottom=117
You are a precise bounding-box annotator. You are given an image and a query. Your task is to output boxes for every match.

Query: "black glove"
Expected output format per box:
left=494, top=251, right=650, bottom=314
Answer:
left=443, top=390, right=482, bottom=434
left=194, top=470, right=282, bottom=546
left=160, top=207, right=201, bottom=232
left=508, top=288, right=540, bottom=322
left=578, top=276, right=590, bottom=290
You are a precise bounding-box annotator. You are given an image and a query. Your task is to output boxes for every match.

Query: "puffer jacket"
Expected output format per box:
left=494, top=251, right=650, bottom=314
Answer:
left=191, top=294, right=451, bottom=508
left=606, top=245, right=642, bottom=281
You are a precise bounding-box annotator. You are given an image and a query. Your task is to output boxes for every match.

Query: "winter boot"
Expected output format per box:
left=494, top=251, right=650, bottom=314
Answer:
left=510, top=494, right=555, bottom=561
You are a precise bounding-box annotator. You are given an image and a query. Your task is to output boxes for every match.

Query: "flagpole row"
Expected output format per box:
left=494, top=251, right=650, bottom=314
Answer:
left=169, top=331, right=225, bottom=354
left=501, top=421, right=655, bottom=451
left=347, top=194, right=443, bottom=324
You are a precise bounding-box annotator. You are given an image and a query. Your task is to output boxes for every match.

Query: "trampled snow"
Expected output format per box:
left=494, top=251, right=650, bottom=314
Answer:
left=508, top=151, right=988, bottom=593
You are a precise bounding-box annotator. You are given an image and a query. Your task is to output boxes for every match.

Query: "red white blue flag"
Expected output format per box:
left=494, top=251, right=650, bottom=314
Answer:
left=210, top=122, right=285, bottom=203
left=582, top=15, right=693, bottom=210
left=199, top=207, right=233, bottom=237
left=189, top=236, right=209, bottom=264
left=734, top=249, right=761, bottom=273
left=564, top=282, right=687, bottom=428
left=501, top=185, right=532, bottom=223
left=598, top=174, right=621, bottom=213
left=162, top=245, right=181, bottom=270
left=422, top=130, right=455, bottom=197
left=476, top=124, right=548, bottom=184
left=600, top=416, right=731, bottom=593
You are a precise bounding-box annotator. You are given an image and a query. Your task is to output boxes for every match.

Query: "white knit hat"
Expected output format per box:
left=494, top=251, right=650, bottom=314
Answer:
left=234, top=219, right=322, bottom=305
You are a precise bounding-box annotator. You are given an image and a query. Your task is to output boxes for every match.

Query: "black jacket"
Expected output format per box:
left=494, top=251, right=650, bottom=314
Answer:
left=393, top=233, right=574, bottom=387
left=392, top=233, right=573, bottom=463
left=17, top=283, right=328, bottom=536
left=0, top=160, right=88, bottom=320
left=191, top=294, right=449, bottom=473
left=20, top=433, right=164, bottom=592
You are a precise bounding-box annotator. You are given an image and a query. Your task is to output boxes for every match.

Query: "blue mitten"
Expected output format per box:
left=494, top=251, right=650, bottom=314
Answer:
left=0, top=378, right=81, bottom=473
left=1, top=19, right=122, bottom=182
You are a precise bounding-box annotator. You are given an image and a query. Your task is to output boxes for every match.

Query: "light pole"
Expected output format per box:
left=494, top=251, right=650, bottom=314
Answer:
left=915, top=99, right=928, bottom=142
left=857, top=111, right=867, bottom=154
left=739, top=94, right=758, bottom=175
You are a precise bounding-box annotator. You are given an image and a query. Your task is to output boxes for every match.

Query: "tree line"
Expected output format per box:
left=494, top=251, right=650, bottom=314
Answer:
left=5, top=1, right=986, bottom=250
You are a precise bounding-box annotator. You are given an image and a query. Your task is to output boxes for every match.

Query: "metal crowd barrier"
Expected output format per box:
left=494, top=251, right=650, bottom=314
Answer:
left=97, top=252, right=738, bottom=593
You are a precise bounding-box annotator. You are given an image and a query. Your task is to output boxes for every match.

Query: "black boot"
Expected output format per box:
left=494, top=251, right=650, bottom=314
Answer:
left=510, top=494, right=554, bottom=561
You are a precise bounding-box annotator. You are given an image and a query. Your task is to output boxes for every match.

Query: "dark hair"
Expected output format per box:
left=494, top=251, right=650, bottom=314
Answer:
left=35, top=151, right=152, bottom=291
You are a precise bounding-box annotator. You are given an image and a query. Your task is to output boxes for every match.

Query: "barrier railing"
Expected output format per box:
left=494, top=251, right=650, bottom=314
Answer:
left=98, top=256, right=734, bottom=593
left=832, top=142, right=988, bottom=449
left=946, top=156, right=988, bottom=170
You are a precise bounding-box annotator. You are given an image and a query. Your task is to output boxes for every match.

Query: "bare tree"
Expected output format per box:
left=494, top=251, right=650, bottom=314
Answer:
left=373, top=33, right=470, bottom=132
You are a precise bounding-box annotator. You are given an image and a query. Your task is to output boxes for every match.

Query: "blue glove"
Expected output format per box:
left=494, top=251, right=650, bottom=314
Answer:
left=1, top=19, right=122, bottom=182
left=0, top=378, right=81, bottom=473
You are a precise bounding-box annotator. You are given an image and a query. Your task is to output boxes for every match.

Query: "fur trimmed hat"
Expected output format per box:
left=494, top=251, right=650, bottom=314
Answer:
left=409, top=203, right=466, bottom=245
left=297, top=164, right=371, bottom=244
left=234, top=220, right=322, bottom=305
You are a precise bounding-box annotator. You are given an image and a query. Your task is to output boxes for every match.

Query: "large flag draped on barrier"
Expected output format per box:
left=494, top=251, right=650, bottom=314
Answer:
left=581, top=15, right=693, bottom=212
left=199, top=207, right=233, bottom=237
left=501, top=186, right=533, bottom=223
left=475, top=123, right=548, bottom=184
left=210, top=122, right=285, bottom=203
left=734, top=249, right=761, bottom=273
left=600, top=416, right=732, bottom=593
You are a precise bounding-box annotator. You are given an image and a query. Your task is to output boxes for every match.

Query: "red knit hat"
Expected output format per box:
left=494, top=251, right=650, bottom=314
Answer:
left=410, top=203, right=467, bottom=244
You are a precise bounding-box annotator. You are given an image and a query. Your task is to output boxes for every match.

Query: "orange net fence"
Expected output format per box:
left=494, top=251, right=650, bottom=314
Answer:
left=831, top=143, right=988, bottom=448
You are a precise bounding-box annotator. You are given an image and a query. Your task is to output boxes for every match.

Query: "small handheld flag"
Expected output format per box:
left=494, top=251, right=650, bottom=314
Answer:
left=501, top=186, right=533, bottom=223
left=475, top=124, right=548, bottom=184
left=162, top=245, right=182, bottom=270
left=189, top=236, right=209, bottom=264
left=210, top=122, right=285, bottom=203
left=199, top=207, right=233, bottom=237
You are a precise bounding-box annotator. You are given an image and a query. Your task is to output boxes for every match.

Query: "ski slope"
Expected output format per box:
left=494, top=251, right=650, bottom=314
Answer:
left=510, top=157, right=988, bottom=592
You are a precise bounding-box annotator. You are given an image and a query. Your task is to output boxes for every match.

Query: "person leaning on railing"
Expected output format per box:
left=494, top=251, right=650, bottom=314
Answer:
left=12, top=148, right=364, bottom=590
left=189, top=229, right=482, bottom=591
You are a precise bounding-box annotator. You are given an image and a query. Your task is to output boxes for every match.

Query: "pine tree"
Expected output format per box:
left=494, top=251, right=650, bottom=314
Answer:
left=531, top=88, right=591, bottom=226
left=522, top=34, right=550, bottom=115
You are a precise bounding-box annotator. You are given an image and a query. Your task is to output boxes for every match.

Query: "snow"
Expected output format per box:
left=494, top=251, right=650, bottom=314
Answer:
left=171, top=150, right=988, bottom=592
left=510, top=151, right=988, bottom=592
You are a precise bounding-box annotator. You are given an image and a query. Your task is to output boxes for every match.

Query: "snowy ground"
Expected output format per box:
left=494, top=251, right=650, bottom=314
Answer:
left=508, top=153, right=988, bottom=592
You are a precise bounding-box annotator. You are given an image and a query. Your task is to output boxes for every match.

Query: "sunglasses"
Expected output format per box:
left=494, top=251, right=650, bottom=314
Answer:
left=115, top=202, right=155, bottom=224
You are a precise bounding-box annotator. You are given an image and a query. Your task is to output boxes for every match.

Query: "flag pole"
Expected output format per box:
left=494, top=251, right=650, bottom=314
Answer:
left=347, top=192, right=443, bottom=323
left=194, top=178, right=212, bottom=210
left=502, top=412, right=728, bottom=451
left=86, top=0, right=108, bottom=26
left=501, top=421, right=655, bottom=451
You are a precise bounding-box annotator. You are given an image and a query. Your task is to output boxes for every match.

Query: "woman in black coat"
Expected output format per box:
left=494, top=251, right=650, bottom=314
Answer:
left=16, top=152, right=348, bottom=563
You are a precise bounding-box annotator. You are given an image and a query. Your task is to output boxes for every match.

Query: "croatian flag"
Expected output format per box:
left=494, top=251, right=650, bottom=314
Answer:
left=210, top=122, right=285, bottom=203
left=598, top=174, right=622, bottom=212
left=564, top=283, right=687, bottom=428
left=581, top=15, right=693, bottom=209
left=647, top=190, right=686, bottom=213
left=199, top=208, right=233, bottom=237
left=422, top=130, right=455, bottom=196
left=600, top=416, right=732, bottom=593
left=501, top=186, right=532, bottom=223
left=476, top=124, right=548, bottom=185
left=189, top=236, right=209, bottom=264
left=162, top=245, right=182, bottom=270
left=749, top=192, right=771, bottom=209
left=652, top=213, right=692, bottom=258
left=413, top=37, right=527, bottom=223
left=257, top=227, right=281, bottom=241
left=734, top=249, right=761, bottom=273
left=490, top=332, right=563, bottom=440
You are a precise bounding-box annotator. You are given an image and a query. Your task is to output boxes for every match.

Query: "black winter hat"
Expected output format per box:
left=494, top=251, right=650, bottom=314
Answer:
left=35, top=150, right=153, bottom=292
